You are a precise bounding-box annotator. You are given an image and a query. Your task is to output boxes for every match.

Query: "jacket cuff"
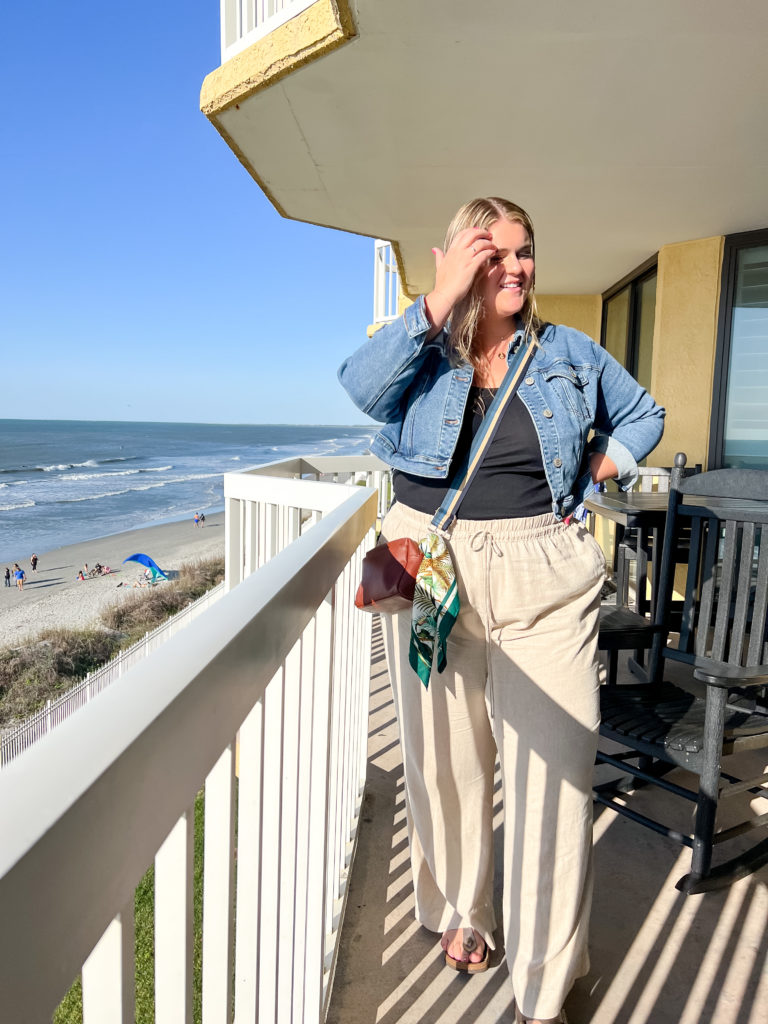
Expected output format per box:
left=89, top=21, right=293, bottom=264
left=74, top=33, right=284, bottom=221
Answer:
left=402, top=295, right=433, bottom=338
left=588, top=433, right=639, bottom=490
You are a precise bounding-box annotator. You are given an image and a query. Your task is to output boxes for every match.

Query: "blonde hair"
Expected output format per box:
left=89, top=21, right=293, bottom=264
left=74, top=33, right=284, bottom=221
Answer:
left=442, top=197, right=542, bottom=367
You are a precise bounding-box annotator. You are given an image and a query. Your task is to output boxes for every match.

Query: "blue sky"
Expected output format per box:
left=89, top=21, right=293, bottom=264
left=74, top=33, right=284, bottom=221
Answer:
left=2, top=1, right=374, bottom=425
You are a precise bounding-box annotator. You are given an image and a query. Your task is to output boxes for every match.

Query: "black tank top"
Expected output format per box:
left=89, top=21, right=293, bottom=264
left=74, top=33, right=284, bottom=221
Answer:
left=393, top=388, right=552, bottom=520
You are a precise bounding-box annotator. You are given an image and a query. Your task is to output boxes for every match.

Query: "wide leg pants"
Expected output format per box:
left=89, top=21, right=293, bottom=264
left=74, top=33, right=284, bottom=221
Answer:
left=380, top=503, right=605, bottom=1021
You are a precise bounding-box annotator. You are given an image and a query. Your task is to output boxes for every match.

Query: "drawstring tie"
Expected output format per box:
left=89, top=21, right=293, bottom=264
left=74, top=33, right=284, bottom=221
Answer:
left=470, top=530, right=503, bottom=717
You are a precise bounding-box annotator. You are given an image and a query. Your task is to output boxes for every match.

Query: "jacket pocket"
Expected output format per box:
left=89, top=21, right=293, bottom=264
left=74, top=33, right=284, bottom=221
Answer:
left=543, top=365, right=593, bottom=422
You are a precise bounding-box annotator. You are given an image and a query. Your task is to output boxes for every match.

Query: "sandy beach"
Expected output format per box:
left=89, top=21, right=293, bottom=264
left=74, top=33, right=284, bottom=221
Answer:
left=0, top=513, right=225, bottom=648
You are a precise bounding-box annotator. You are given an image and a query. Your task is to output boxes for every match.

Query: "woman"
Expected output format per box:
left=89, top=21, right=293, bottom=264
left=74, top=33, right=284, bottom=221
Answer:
left=338, top=198, right=664, bottom=1023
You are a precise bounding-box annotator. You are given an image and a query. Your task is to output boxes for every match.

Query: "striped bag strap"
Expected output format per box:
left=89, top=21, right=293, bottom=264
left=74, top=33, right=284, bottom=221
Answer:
left=430, top=340, right=536, bottom=532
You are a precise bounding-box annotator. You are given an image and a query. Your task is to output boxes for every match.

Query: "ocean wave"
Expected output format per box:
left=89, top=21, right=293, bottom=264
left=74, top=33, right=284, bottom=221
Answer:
left=145, top=465, right=173, bottom=472
left=0, top=455, right=139, bottom=475
left=41, top=459, right=100, bottom=472
left=67, top=469, right=142, bottom=480
left=54, top=484, right=167, bottom=503
left=49, top=471, right=224, bottom=505
left=0, top=499, right=35, bottom=511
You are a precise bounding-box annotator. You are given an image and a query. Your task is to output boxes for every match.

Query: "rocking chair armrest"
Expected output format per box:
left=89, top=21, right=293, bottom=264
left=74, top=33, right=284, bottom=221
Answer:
left=693, top=663, right=768, bottom=688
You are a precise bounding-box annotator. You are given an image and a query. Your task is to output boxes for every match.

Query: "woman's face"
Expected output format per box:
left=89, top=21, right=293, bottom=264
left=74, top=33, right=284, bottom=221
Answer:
left=478, top=218, right=535, bottom=321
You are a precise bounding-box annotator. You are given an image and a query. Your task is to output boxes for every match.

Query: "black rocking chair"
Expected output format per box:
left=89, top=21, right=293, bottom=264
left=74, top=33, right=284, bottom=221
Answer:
left=594, top=465, right=768, bottom=893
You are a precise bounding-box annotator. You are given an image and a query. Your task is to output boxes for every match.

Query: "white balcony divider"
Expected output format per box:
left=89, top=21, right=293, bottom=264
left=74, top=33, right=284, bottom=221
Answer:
left=0, top=472, right=378, bottom=1024
left=221, top=0, right=320, bottom=62
left=373, top=240, right=400, bottom=324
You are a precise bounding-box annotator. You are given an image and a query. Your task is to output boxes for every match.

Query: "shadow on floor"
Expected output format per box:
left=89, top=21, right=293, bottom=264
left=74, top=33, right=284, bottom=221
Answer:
left=328, top=625, right=768, bottom=1024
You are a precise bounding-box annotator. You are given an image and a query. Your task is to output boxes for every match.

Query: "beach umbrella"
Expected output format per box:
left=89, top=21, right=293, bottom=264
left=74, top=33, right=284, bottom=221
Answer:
left=123, top=552, right=168, bottom=581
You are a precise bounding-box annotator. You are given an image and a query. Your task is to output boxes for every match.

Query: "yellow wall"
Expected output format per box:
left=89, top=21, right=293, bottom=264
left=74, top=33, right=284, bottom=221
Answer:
left=650, top=236, right=724, bottom=469
left=536, top=294, right=602, bottom=342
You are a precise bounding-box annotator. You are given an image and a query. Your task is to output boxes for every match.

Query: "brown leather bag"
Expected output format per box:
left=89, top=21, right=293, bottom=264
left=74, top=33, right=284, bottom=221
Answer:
left=354, top=537, right=423, bottom=614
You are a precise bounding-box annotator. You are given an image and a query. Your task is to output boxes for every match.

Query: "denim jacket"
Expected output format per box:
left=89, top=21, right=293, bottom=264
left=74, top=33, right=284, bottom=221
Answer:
left=338, top=296, right=665, bottom=520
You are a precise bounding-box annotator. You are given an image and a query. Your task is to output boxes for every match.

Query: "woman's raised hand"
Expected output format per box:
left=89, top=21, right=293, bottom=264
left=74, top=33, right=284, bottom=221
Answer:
left=425, top=228, right=495, bottom=336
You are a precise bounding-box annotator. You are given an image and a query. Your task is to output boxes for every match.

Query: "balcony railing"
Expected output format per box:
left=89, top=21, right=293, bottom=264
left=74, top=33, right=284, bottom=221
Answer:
left=0, top=456, right=387, bottom=1022
left=373, top=240, right=401, bottom=325
left=221, top=0, right=320, bottom=62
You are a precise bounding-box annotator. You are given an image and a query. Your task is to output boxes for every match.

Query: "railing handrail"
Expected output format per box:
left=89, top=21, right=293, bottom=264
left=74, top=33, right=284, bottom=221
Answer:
left=243, top=452, right=388, bottom=477
left=0, top=484, right=377, bottom=1022
left=224, top=470, right=364, bottom=512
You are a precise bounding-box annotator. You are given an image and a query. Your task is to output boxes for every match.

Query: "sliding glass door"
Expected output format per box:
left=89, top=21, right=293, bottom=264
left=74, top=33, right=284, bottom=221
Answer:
left=711, top=231, right=768, bottom=468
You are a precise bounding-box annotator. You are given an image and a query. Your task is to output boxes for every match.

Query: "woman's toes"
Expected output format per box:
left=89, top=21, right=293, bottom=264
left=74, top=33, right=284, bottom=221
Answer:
left=443, top=927, right=484, bottom=963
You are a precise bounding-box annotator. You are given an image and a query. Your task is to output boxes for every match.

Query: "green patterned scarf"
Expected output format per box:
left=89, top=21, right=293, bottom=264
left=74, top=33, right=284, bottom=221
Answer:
left=408, top=531, right=460, bottom=688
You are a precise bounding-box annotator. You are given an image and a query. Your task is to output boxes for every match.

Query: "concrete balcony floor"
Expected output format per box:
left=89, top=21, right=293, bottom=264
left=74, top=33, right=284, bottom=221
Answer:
left=328, top=621, right=768, bottom=1024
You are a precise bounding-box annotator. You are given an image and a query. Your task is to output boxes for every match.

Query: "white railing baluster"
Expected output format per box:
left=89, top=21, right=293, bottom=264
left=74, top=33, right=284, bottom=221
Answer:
left=265, top=503, right=278, bottom=563
left=292, top=614, right=316, bottom=1022
left=82, top=898, right=135, bottom=1023
left=325, top=576, right=343, bottom=946
left=342, top=560, right=355, bottom=831
left=155, top=808, right=195, bottom=1024
left=308, top=590, right=334, bottom=1015
left=278, top=637, right=302, bottom=1020
left=225, top=493, right=242, bottom=589
left=201, top=743, right=237, bottom=1024
left=244, top=496, right=258, bottom=577
left=233, top=697, right=264, bottom=1020
left=259, top=667, right=285, bottom=1021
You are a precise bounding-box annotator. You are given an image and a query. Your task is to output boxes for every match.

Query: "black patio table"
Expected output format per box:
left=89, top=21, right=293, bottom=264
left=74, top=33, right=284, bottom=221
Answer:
left=586, top=490, right=672, bottom=680
left=585, top=490, right=669, bottom=618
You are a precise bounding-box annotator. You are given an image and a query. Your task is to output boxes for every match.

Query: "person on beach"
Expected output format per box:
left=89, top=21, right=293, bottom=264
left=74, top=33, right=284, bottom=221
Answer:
left=76, top=570, right=86, bottom=581
left=338, top=197, right=664, bottom=1023
left=14, top=567, right=26, bottom=590
left=30, top=553, right=38, bottom=572
left=194, top=512, right=200, bottom=528
left=4, top=568, right=10, bottom=588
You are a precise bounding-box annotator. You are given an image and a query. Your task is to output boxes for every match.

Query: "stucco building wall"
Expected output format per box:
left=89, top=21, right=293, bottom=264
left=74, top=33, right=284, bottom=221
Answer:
left=650, top=236, right=724, bottom=469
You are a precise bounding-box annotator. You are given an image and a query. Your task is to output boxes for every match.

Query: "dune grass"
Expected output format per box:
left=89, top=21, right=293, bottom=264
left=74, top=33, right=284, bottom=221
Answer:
left=0, top=557, right=224, bottom=727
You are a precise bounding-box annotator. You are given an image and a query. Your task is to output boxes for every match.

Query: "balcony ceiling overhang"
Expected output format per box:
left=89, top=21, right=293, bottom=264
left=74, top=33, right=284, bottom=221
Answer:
left=201, top=0, right=768, bottom=295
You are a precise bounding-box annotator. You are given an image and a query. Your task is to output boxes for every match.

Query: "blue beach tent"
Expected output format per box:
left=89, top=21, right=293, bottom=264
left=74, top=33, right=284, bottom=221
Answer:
left=123, top=553, right=168, bottom=582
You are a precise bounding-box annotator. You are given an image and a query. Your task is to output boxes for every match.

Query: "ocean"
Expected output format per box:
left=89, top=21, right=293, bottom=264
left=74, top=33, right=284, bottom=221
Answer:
left=0, top=419, right=375, bottom=562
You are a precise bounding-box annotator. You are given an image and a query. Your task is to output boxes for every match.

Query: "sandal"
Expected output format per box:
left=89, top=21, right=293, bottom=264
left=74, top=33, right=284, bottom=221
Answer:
left=443, top=928, right=491, bottom=973
left=514, top=1006, right=569, bottom=1024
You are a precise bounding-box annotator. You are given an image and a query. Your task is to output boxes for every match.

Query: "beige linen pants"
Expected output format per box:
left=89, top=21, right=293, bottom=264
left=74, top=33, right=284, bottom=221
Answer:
left=380, top=503, right=605, bottom=1021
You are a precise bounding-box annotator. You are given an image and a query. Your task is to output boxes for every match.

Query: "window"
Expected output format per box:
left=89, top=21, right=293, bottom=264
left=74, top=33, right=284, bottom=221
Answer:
left=601, top=256, right=657, bottom=393
left=710, top=229, right=768, bottom=469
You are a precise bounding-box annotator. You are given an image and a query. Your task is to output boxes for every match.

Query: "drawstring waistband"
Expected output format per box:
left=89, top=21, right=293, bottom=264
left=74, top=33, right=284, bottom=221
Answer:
left=470, top=530, right=504, bottom=717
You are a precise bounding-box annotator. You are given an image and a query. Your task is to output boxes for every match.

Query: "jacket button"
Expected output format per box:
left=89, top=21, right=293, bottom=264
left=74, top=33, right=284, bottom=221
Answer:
left=525, top=376, right=534, bottom=385
left=553, top=457, right=562, bottom=468
left=543, top=409, right=553, bottom=418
